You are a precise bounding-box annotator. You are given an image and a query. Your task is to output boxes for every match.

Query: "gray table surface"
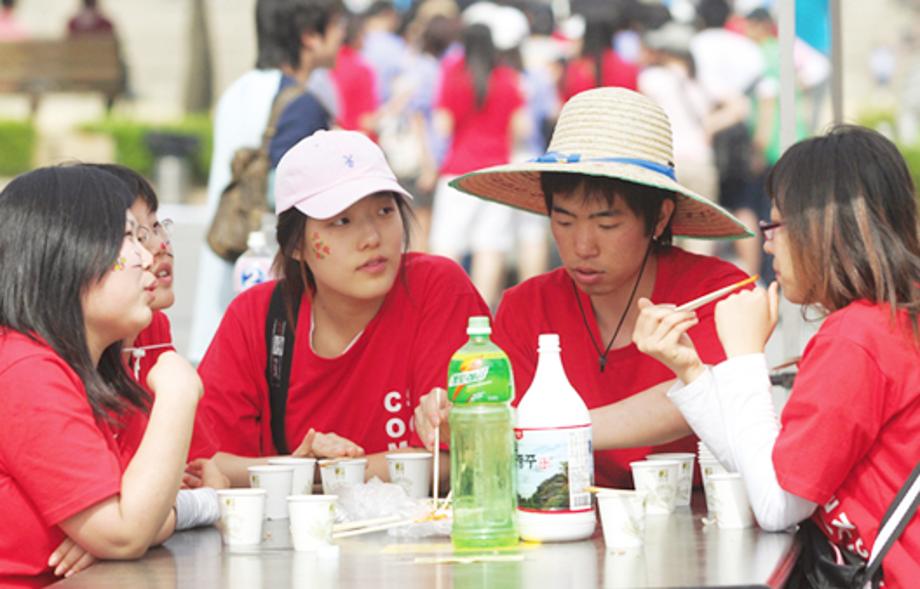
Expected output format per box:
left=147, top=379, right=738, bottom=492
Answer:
left=52, top=494, right=798, bottom=588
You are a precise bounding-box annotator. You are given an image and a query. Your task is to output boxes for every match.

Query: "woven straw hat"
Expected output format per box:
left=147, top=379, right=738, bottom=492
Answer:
left=449, top=87, right=753, bottom=239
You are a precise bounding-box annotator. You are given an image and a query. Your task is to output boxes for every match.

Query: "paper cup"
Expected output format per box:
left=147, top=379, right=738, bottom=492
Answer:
left=216, top=489, right=267, bottom=546
left=646, top=452, right=695, bottom=507
left=288, top=494, right=338, bottom=552
left=699, top=459, right=729, bottom=516
left=248, top=465, right=294, bottom=520
left=268, top=457, right=317, bottom=496
left=630, top=460, right=680, bottom=515
left=386, top=452, right=433, bottom=499
left=708, top=473, right=754, bottom=529
left=597, top=489, right=644, bottom=551
left=319, top=458, right=367, bottom=495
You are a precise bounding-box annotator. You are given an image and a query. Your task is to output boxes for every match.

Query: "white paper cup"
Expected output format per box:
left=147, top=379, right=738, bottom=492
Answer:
left=708, top=473, right=754, bottom=529
left=319, top=458, right=367, bottom=495
left=288, top=494, right=338, bottom=552
left=386, top=452, right=433, bottom=499
left=268, top=457, right=317, bottom=496
left=216, top=489, right=267, bottom=546
left=699, top=459, right=729, bottom=516
left=630, top=460, right=680, bottom=515
left=248, top=465, right=294, bottom=520
left=646, top=452, right=695, bottom=507
left=597, top=489, right=644, bottom=551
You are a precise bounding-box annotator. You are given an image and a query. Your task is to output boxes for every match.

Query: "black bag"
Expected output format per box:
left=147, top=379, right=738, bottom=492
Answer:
left=206, top=85, right=303, bottom=262
left=787, top=462, right=920, bottom=589
left=711, top=121, right=753, bottom=184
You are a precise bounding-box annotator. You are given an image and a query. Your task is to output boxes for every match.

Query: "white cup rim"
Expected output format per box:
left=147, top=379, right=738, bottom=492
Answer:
left=319, top=458, right=367, bottom=467
left=630, top=459, right=681, bottom=468
left=646, top=453, right=695, bottom=460
left=386, top=452, right=433, bottom=461
left=217, top=488, right=268, bottom=497
left=287, top=494, right=338, bottom=503
left=708, top=473, right=743, bottom=481
left=248, top=465, right=295, bottom=473
left=597, top=489, right=639, bottom=498
left=268, top=457, right=317, bottom=465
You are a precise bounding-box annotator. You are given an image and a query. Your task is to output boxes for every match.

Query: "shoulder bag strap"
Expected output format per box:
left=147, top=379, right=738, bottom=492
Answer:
left=864, top=461, right=920, bottom=581
left=265, top=282, right=301, bottom=455
left=259, top=83, right=306, bottom=152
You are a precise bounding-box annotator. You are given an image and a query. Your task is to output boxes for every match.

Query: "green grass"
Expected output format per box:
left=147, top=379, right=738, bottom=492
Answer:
left=0, top=119, right=36, bottom=176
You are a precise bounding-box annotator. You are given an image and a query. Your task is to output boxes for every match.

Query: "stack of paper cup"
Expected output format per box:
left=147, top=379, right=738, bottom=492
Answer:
left=646, top=453, right=695, bottom=507
left=319, top=458, right=367, bottom=495
left=385, top=453, right=433, bottom=499
left=248, top=465, right=294, bottom=520
left=707, top=473, right=755, bottom=528
left=698, top=442, right=728, bottom=516
left=268, top=457, right=317, bottom=496
left=216, top=488, right=267, bottom=547
left=630, top=460, right=680, bottom=515
left=597, top=489, right=644, bottom=552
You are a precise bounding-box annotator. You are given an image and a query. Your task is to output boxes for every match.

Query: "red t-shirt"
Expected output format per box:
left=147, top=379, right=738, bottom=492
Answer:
left=331, top=45, right=378, bottom=136
left=115, top=311, right=218, bottom=463
left=773, top=301, right=920, bottom=588
left=0, top=331, right=123, bottom=578
left=437, top=58, right=524, bottom=175
left=198, top=253, right=490, bottom=457
left=561, top=49, right=639, bottom=102
left=493, top=248, right=747, bottom=487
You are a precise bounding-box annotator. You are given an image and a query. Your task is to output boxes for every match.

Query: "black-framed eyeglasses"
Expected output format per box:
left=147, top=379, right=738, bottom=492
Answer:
left=758, top=220, right=784, bottom=241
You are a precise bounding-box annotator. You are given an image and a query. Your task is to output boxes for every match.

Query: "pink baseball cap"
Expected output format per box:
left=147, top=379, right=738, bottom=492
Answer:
left=275, top=129, right=412, bottom=219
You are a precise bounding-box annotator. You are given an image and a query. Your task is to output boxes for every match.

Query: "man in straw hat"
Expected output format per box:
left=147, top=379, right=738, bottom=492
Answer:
left=415, top=87, right=755, bottom=488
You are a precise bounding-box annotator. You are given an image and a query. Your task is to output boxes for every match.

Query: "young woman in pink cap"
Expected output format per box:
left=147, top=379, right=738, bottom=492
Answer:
left=198, top=130, right=489, bottom=486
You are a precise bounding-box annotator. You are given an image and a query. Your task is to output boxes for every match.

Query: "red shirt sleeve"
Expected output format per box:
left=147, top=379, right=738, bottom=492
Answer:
left=197, top=288, right=272, bottom=457
left=773, top=334, right=885, bottom=504
left=0, top=355, right=121, bottom=526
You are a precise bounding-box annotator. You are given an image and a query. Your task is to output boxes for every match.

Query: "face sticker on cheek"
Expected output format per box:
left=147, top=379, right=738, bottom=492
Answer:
left=311, top=231, right=331, bottom=260
left=113, top=256, right=128, bottom=271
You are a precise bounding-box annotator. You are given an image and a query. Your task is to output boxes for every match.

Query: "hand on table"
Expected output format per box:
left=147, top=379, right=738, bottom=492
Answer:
left=48, top=537, right=95, bottom=579
left=714, top=282, right=780, bottom=358
left=413, top=387, right=450, bottom=451
left=183, top=457, right=230, bottom=489
left=292, top=428, right=365, bottom=459
left=633, top=298, right=704, bottom=384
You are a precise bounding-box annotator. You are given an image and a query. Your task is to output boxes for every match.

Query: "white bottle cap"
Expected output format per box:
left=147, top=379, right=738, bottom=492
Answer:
left=537, top=333, right=560, bottom=352
left=246, top=230, right=267, bottom=250
left=467, top=315, right=492, bottom=335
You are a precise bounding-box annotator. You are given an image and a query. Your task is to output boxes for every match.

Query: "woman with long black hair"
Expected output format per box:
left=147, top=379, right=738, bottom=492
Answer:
left=0, top=166, right=202, bottom=583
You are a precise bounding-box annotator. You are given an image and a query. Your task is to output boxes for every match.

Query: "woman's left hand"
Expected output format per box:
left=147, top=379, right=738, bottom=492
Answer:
left=48, top=537, right=96, bottom=579
left=714, top=282, right=780, bottom=357
left=293, top=428, right=365, bottom=459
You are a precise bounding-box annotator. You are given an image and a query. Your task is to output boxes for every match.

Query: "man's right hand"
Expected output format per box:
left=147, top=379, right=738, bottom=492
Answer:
left=414, top=387, right=451, bottom=451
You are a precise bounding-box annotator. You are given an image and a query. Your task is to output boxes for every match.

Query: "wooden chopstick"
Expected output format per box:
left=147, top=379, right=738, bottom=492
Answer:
left=674, top=274, right=759, bottom=313
left=331, top=517, right=416, bottom=539
left=332, top=515, right=402, bottom=533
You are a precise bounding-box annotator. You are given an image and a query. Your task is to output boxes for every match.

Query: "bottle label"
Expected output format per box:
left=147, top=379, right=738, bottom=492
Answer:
left=514, top=425, right=594, bottom=512
left=447, top=351, right=512, bottom=403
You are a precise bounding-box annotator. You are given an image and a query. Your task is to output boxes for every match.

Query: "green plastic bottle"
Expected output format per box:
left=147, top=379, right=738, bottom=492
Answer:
left=448, top=316, right=518, bottom=549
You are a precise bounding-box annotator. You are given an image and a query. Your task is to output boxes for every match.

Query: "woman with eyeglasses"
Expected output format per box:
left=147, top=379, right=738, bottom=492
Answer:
left=81, top=165, right=226, bottom=492
left=633, top=125, right=920, bottom=586
left=0, top=166, right=203, bottom=582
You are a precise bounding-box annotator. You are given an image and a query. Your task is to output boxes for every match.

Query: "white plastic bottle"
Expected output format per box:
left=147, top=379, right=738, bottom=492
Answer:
left=233, top=230, right=274, bottom=293
left=515, top=333, right=595, bottom=541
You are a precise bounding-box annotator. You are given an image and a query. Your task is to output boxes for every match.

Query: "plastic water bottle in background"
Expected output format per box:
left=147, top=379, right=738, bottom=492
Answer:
left=233, top=230, right=274, bottom=293
left=515, top=333, right=595, bottom=542
left=448, top=315, right=519, bottom=549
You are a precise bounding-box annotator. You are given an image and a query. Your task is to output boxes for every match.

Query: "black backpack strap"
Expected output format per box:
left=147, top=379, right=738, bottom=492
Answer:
left=863, top=461, right=920, bottom=582
left=265, top=282, right=300, bottom=455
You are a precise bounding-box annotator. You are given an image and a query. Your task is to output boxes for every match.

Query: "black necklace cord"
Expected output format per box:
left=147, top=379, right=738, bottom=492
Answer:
left=573, top=239, right=655, bottom=372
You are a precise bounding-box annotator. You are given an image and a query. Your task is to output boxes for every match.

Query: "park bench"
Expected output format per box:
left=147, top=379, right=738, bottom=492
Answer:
left=0, top=36, right=126, bottom=115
